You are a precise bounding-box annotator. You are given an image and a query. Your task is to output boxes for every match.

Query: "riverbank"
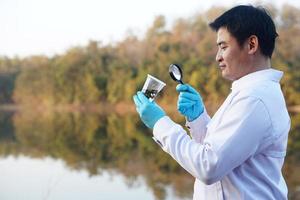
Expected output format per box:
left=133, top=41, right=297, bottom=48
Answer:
left=1, top=103, right=299, bottom=114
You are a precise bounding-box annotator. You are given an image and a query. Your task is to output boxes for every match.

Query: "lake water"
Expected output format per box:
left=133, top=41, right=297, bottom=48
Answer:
left=0, top=156, right=184, bottom=200
left=0, top=111, right=299, bottom=200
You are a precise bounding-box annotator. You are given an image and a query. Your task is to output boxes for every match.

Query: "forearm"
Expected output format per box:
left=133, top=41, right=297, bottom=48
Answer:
left=153, top=116, right=219, bottom=184
left=185, top=109, right=211, bottom=143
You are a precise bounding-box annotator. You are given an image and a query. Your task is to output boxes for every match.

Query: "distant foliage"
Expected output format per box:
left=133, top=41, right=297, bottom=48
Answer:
left=0, top=5, right=299, bottom=111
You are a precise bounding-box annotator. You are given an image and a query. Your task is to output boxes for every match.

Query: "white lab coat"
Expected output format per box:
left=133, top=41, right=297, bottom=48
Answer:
left=153, top=69, right=290, bottom=200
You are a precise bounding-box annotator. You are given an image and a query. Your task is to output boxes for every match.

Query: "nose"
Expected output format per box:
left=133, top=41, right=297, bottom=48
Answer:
left=216, top=49, right=223, bottom=63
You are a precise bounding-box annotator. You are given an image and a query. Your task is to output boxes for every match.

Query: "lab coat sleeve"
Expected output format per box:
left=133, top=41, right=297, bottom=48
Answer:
left=153, top=96, right=272, bottom=185
left=185, top=109, right=211, bottom=143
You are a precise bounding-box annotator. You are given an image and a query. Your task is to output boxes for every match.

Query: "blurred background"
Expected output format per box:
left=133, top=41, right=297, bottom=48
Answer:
left=0, top=0, right=299, bottom=199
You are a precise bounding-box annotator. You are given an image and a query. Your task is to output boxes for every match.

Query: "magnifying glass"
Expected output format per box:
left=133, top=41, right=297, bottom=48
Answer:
left=169, top=64, right=184, bottom=84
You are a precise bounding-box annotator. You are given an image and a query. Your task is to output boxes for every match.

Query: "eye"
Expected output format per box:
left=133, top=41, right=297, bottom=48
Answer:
left=221, top=46, right=227, bottom=50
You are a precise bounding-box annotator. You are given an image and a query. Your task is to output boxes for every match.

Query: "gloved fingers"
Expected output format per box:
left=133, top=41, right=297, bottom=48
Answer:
left=178, top=96, right=195, bottom=104
left=185, top=84, right=199, bottom=95
left=176, top=84, right=199, bottom=95
left=177, top=106, right=186, bottom=114
left=176, top=84, right=188, bottom=92
left=178, top=102, right=194, bottom=108
left=133, top=94, right=142, bottom=108
left=180, top=91, right=199, bottom=101
left=137, top=91, right=150, bottom=104
left=177, top=100, right=194, bottom=113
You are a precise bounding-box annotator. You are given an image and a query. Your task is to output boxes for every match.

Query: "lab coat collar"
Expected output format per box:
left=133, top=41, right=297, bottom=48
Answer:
left=231, top=68, right=283, bottom=91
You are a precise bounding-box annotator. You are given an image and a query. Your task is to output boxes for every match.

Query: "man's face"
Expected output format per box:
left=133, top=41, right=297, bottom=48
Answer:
left=215, top=27, right=249, bottom=81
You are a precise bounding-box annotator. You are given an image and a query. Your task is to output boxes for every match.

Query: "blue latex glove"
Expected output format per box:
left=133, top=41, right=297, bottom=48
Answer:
left=133, top=91, right=166, bottom=129
left=176, top=84, right=204, bottom=121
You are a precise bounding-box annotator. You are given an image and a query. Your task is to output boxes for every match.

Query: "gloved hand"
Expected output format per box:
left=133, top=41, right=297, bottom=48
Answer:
left=176, top=84, right=204, bottom=121
left=133, top=91, right=166, bottom=129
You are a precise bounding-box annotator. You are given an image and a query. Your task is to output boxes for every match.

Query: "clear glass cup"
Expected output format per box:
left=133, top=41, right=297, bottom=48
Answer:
left=142, top=74, right=166, bottom=101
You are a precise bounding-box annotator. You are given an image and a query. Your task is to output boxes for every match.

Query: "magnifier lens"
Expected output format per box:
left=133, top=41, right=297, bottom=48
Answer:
left=169, top=64, right=184, bottom=84
left=172, top=67, right=181, bottom=80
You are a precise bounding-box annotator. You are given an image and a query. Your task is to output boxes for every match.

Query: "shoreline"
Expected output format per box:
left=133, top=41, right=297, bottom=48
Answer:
left=1, top=103, right=300, bottom=113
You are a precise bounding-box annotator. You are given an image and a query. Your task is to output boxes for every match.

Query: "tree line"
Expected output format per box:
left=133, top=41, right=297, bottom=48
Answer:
left=0, top=5, right=299, bottom=114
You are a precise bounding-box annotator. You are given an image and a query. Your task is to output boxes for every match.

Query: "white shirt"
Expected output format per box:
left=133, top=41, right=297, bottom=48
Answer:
left=153, top=69, right=291, bottom=200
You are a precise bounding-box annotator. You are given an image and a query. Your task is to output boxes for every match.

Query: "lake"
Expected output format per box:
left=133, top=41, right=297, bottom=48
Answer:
left=0, top=110, right=299, bottom=200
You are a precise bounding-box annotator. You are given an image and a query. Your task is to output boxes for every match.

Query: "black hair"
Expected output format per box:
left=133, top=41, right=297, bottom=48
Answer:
left=209, top=5, right=278, bottom=58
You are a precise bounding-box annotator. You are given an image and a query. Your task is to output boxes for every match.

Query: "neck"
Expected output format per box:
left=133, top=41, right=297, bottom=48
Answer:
left=248, top=55, right=271, bottom=74
left=235, top=55, right=271, bottom=81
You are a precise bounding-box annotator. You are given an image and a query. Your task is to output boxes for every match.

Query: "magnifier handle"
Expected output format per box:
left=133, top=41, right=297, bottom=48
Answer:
left=179, top=80, right=184, bottom=84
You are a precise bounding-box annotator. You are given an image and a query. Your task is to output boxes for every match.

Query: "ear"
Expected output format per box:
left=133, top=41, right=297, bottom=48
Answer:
left=247, top=35, right=258, bottom=55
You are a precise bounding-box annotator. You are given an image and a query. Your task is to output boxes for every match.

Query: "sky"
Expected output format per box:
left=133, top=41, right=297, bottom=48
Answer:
left=1, top=0, right=299, bottom=58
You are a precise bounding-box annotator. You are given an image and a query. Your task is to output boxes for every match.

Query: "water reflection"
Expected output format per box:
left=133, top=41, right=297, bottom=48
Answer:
left=0, top=111, right=299, bottom=199
left=0, top=156, right=157, bottom=200
left=0, top=111, right=193, bottom=200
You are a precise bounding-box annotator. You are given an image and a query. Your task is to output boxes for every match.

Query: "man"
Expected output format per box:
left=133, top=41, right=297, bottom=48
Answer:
left=133, top=5, right=290, bottom=199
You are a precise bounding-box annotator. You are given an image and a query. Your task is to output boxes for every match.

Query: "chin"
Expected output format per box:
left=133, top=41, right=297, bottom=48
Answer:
left=221, top=72, right=235, bottom=81
left=221, top=70, right=229, bottom=79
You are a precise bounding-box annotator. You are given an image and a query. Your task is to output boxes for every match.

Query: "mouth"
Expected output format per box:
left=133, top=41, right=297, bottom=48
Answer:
left=219, top=64, right=226, bottom=70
